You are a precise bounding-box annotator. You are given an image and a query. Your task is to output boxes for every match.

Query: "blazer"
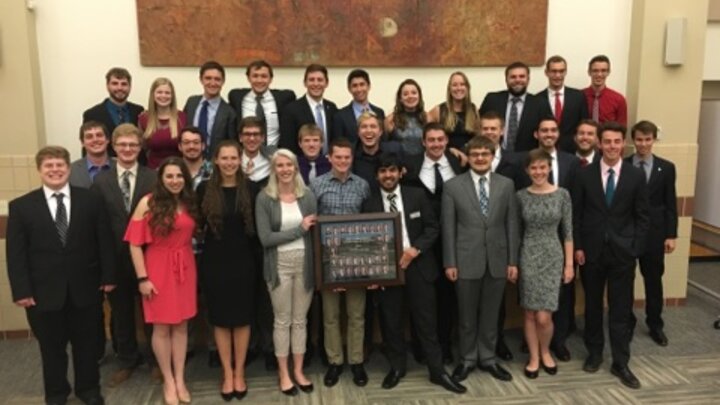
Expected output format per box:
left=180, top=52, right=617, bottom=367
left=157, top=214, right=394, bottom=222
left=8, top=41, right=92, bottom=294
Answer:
left=255, top=188, right=317, bottom=290
left=332, top=102, right=386, bottom=145
left=183, top=95, right=237, bottom=155
left=479, top=91, right=552, bottom=152
left=279, top=96, right=338, bottom=155
left=536, top=87, right=589, bottom=153
left=68, top=158, right=115, bottom=189
left=495, top=149, right=528, bottom=190
left=403, top=151, right=464, bottom=216
left=442, top=172, right=520, bottom=279
left=362, top=186, right=440, bottom=282
left=624, top=154, right=678, bottom=253
left=82, top=99, right=144, bottom=156
left=572, top=160, right=650, bottom=262
left=227, top=88, right=297, bottom=120
left=6, top=187, right=116, bottom=311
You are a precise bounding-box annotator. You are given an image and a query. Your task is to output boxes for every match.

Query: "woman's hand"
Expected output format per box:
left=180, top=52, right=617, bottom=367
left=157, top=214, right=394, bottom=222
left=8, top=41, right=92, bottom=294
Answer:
left=301, top=214, right=317, bottom=231
left=563, top=264, right=575, bottom=284
left=139, top=279, right=158, bottom=299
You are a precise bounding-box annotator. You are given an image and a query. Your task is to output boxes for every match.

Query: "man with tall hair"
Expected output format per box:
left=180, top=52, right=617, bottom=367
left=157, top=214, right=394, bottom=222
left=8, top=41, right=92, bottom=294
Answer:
left=69, top=121, right=114, bottom=188
left=183, top=61, right=237, bottom=158
left=352, top=112, right=403, bottom=191
left=297, top=123, right=331, bottom=185
left=573, top=121, right=649, bottom=389
left=537, top=55, right=589, bottom=153
left=279, top=64, right=338, bottom=155
left=625, top=120, right=677, bottom=347
left=583, top=55, right=627, bottom=126
left=82, top=67, right=144, bottom=157
left=91, top=124, right=156, bottom=386
left=574, top=119, right=601, bottom=166
left=479, top=61, right=552, bottom=152
left=443, top=136, right=520, bottom=384
left=333, top=69, right=386, bottom=145
left=228, top=60, right=296, bottom=147
left=7, top=146, right=116, bottom=405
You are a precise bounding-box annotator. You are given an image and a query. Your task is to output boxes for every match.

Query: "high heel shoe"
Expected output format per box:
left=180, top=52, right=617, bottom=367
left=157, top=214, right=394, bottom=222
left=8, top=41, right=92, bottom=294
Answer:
left=541, top=361, right=558, bottom=375
left=524, top=364, right=539, bottom=379
left=220, top=390, right=234, bottom=402
left=163, top=383, right=179, bottom=405
left=297, top=382, right=314, bottom=393
left=281, top=385, right=299, bottom=396
left=177, top=389, right=191, bottom=404
left=233, top=389, right=248, bottom=400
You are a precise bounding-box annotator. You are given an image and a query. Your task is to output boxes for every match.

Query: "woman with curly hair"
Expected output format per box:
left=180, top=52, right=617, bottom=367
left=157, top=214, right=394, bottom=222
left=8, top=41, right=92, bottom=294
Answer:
left=125, top=157, right=199, bottom=405
left=428, top=71, right=479, bottom=152
left=384, top=79, right=427, bottom=156
left=139, top=78, right=186, bottom=169
left=196, top=140, right=257, bottom=401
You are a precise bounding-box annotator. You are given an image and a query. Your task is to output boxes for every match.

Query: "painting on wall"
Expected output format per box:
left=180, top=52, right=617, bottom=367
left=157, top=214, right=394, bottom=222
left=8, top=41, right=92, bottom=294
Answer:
left=137, top=0, right=548, bottom=67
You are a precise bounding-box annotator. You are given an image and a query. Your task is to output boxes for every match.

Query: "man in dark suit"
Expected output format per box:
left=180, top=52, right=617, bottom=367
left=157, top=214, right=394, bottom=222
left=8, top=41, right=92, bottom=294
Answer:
left=279, top=64, right=338, bottom=155
left=227, top=60, right=296, bottom=147
left=573, top=121, right=649, bottom=389
left=361, top=153, right=466, bottom=393
left=91, top=124, right=156, bottom=386
left=82, top=67, right=144, bottom=158
left=574, top=119, right=601, bottom=166
left=6, top=146, right=116, bottom=405
left=479, top=61, right=552, bottom=152
left=333, top=69, right=385, bottom=145
left=183, top=61, right=237, bottom=158
left=480, top=111, right=526, bottom=189
left=352, top=112, right=403, bottom=191
left=297, top=123, right=331, bottom=185
left=69, top=121, right=113, bottom=189
left=625, top=120, right=677, bottom=347
left=537, top=55, right=589, bottom=153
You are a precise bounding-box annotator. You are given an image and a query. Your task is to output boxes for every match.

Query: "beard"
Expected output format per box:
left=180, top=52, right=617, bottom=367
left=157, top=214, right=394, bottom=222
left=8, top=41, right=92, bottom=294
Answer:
left=508, top=85, right=527, bottom=97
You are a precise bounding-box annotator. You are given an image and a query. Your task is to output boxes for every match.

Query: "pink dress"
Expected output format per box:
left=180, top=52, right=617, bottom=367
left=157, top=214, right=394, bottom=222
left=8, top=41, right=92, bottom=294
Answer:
left=124, top=210, right=197, bottom=324
left=139, top=111, right=186, bottom=169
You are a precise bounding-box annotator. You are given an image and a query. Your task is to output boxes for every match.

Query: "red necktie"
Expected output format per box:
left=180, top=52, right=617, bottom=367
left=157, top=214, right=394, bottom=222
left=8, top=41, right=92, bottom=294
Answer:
left=580, top=158, right=589, bottom=167
left=554, top=91, right=563, bottom=124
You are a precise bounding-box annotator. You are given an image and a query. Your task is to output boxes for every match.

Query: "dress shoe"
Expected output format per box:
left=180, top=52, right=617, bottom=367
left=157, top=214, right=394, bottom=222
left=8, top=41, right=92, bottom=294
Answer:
left=541, top=360, right=558, bottom=375
left=177, top=389, right=191, bottom=404
left=551, top=344, right=571, bottom=362
left=381, top=368, right=406, bottom=389
left=108, top=367, right=134, bottom=387
left=323, top=364, right=343, bottom=387
left=233, top=389, right=247, bottom=400
left=220, top=390, right=234, bottom=402
left=524, top=364, right=539, bottom=379
left=208, top=349, right=221, bottom=368
left=583, top=355, right=603, bottom=373
left=451, top=364, right=475, bottom=382
left=610, top=364, right=641, bottom=389
left=265, top=352, right=278, bottom=371
left=495, top=340, right=514, bottom=361
left=77, top=393, right=104, bottom=405
left=478, top=363, right=513, bottom=381
left=297, top=382, right=314, bottom=393
left=649, top=329, right=669, bottom=346
left=430, top=372, right=467, bottom=394
left=281, top=385, right=299, bottom=396
left=350, top=364, right=369, bottom=386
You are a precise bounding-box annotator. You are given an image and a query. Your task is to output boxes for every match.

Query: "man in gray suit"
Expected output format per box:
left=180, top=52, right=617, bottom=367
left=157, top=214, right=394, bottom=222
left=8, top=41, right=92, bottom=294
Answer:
left=442, top=135, right=520, bottom=383
left=69, top=121, right=114, bottom=189
left=183, top=61, right=237, bottom=159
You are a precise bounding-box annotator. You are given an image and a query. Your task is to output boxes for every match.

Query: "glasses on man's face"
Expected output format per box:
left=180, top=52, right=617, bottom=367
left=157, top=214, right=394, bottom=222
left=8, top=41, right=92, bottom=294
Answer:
left=241, top=132, right=263, bottom=138
left=468, top=151, right=493, bottom=159
left=180, top=140, right=201, bottom=146
left=115, top=142, right=140, bottom=149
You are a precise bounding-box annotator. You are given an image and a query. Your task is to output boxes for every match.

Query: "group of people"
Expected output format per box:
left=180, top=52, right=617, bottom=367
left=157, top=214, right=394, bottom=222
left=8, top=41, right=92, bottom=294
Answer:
left=6, top=54, right=678, bottom=405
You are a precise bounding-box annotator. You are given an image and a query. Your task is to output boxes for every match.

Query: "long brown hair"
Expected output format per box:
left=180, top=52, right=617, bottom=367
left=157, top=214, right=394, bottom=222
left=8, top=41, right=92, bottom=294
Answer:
left=393, top=79, right=427, bottom=131
left=149, top=157, right=199, bottom=237
left=201, top=140, right=255, bottom=238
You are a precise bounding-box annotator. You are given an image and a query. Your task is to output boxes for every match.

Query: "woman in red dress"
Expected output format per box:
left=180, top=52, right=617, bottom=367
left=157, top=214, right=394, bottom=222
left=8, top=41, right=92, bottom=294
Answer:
left=125, top=157, right=198, bottom=405
left=139, top=78, right=186, bottom=169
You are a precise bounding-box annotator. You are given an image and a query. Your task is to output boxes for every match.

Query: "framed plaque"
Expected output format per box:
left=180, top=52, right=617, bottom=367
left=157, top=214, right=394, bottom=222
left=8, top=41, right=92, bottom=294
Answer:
left=313, top=213, right=404, bottom=290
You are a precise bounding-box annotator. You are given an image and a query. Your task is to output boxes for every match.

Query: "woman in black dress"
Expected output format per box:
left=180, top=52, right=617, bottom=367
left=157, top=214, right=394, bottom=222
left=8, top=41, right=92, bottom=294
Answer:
left=428, top=71, right=479, bottom=151
left=197, top=140, right=256, bottom=401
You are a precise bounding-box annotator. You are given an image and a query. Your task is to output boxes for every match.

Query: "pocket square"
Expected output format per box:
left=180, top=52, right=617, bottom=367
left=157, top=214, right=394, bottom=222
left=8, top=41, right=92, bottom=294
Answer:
left=409, top=211, right=421, bottom=219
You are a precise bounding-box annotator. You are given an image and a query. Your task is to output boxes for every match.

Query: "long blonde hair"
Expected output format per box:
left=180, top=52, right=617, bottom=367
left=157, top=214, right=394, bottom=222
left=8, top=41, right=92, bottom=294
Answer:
left=264, top=148, right=306, bottom=200
left=442, top=72, right=478, bottom=134
left=144, top=77, right=179, bottom=139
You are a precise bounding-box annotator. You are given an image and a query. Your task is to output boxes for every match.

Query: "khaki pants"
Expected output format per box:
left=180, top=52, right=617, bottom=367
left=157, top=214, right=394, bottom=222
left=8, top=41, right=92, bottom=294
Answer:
left=322, top=288, right=366, bottom=365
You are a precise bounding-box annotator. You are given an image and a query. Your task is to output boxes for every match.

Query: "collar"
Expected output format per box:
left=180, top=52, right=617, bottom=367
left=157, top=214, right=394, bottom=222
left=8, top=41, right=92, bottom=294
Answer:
left=423, top=153, right=450, bottom=168
left=380, top=185, right=401, bottom=200
left=352, top=101, right=370, bottom=115
left=117, top=162, right=139, bottom=177
left=470, top=169, right=490, bottom=185
left=508, top=93, right=527, bottom=103
left=633, top=153, right=654, bottom=166
left=85, top=156, right=111, bottom=170
left=548, top=86, right=565, bottom=96
left=600, top=158, right=622, bottom=174
left=306, top=95, right=324, bottom=110
left=201, top=95, right=222, bottom=107
left=43, top=183, right=71, bottom=200
left=253, top=89, right=271, bottom=100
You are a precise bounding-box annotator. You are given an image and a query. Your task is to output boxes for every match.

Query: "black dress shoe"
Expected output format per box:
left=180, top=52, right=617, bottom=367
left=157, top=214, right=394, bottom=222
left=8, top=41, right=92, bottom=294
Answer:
left=541, top=361, right=558, bottom=375
left=220, top=390, right=234, bottom=402
left=297, top=382, right=314, bottom=393
left=77, top=393, right=105, bottom=405
left=324, top=364, right=343, bottom=387
left=649, top=329, right=669, bottom=346
left=382, top=368, right=406, bottom=389
left=478, top=363, right=513, bottom=381
left=233, top=389, right=247, bottom=400
left=350, top=364, right=368, bottom=387
left=583, top=355, right=603, bottom=373
left=524, top=364, right=539, bottom=379
left=610, top=364, right=641, bottom=389
left=451, top=364, right=475, bottom=382
left=551, top=344, right=571, bottom=362
left=264, top=352, right=278, bottom=371
left=496, top=340, right=514, bottom=360
left=281, top=385, right=299, bottom=396
left=208, top=349, right=221, bottom=368
left=430, top=372, right=467, bottom=394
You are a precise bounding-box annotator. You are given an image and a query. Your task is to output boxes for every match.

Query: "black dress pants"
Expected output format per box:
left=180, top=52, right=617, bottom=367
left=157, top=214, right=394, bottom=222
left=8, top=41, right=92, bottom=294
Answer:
left=638, top=250, right=665, bottom=331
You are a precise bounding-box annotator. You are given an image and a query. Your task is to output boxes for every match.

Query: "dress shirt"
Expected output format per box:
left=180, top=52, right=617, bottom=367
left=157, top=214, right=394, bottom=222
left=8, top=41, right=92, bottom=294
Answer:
left=503, top=93, right=527, bottom=148
left=352, top=101, right=371, bottom=119
left=43, top=183, right=71, bottom=223
left=470, top=170, right=491, bottom=200
left=577, top=150, right=596, bottom=164
left=491, top=148, right=503, bottom=172
left=85, top=157, right=111, bottom=182
left=380, top=186, right=411, bottom=249
left=306, top=96, right=327, bottom=131
left=600, top=159, right=623, bottom=192
left=582, top=86, right=628, bottom=126
left=298, top=154, right=331, bottom=185
left=547, top=87, right=565, bottom=117
left=104, top=98, right=130, bottom=126
left=193, top=96, right=221, bottom=137
left=189, top=159, right=213, bottom=191
left=116, top=163, right=139, bottom=200
left=420, top=154, right=456, bottom=193
left=242, top=151, right=271, bottom=182
left=310, top=172, right=370, bottom=215
left=632, top=154, right=654, bottom=181
left=242, top=90, right=280, bottom=145
left=549, top=149, right=559, bottom=185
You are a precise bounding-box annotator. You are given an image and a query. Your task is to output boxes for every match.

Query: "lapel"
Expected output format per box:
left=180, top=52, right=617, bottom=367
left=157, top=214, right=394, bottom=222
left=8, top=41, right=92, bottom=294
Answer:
left=186, top=96, right=200, bottom=122
left=647, top=154, right=662, bottom=187
left=461, top=172, right=486, bottom=222
left=609, top=162, right=632, bottom=209
left=66, top=186, right=82, bottom=246
left=31, top=189, right=58, bottom=242
left=302, top=96, right=316, bottom=123
left=106, top=166, right=127, bottom=214
left=211, top=100, right=229, bottom=136
left=588, top=162, right=609, bottom=213
left=517, top=93, right=533, bottom=130
left=487, top=173, right=502, bottom=220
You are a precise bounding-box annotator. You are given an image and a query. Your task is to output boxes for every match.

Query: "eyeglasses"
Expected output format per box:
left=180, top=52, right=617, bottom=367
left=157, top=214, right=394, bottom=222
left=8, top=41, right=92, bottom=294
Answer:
left=468, top=151, right=493, bottom=158
left=115, top=142, right=140, bottom=149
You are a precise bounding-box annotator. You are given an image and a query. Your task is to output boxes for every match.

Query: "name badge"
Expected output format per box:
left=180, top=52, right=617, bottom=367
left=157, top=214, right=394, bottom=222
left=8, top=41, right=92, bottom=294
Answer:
left=409, top=211, right=421, bottom=219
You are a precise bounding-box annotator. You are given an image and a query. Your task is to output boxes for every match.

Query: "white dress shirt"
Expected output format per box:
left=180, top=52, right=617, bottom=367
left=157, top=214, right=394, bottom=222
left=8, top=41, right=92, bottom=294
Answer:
left=380, top=186, right=411, bottom=249
left=419, top=154, right=456, bottom=193
left=116, top=163, right=138, bottom=200
left=43, top=183, right=71, bottom=223
left=242, top=151, right=271, bottom=182
left=470, top=170, right=491, bottom=201
left=242, top=90, right=280, bottom=146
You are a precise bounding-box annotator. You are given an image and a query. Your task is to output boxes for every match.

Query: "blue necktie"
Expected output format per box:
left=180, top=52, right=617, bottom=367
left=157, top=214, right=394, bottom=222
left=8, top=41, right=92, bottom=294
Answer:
left=605, top=168, right=615, bottom=206
left=315, top=103, right=327, bottom=154
left=198, top=100, right=210, bottom=146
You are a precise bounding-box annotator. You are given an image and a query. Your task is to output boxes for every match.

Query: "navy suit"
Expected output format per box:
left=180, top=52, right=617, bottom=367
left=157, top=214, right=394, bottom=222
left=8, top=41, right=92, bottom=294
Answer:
left=332, top=103, right=385, bottom=145
left=479, top=92, right=552, bottom=152
left=183, top=95, right=237, bottom=157
left=279, top=96, right=338, bottom=155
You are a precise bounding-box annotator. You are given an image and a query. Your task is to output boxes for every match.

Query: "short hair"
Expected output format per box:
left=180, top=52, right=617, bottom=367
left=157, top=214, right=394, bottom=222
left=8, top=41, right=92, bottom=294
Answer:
left=237, top=116, right=266, bottom=136
left=112, top=123, right=143, bottom=144
left=375, top=152, right=403, bottom=173
left=298, top=123, right=324, bottom=143
left=577, top=119, right=600, bottom=133
left=199, top=60, right=225, bottom=79
left=631, top=120, right=658, bottom=139
left=246, top=60, right=274, bottom=77
left=422, top=122, right=447, bottom=140
left=505, top=61, right=530, bottom=77
left=179, top=126, right=205, bottom=143
left=466, top=135, right=496, bottom=155
left=480, top=111, right=505, bottom=127
left=599, top=121, right=627, bottom=140
left=588, top=54, right=611, bottom=69
left=545, top=55, right=567, bottom=70
left=105, top=67, right=131, bottom=83
left=357, top=111, right=381, bottom=128
left=329, top=138, right=353, bottom=155
left=347, top=69, right=370, bottom=87
left=79, top=121, right=108, bottom=141
left=35, top=145, right=70, bottom=169
left=537, top=116, right=559, bottom=129
left=304, top=63, right=328, bottom=82
left=525, top=148, right=553, bottom=168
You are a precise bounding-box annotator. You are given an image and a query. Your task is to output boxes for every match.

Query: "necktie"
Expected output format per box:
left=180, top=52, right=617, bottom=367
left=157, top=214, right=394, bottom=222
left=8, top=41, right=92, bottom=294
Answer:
left=255, top=94, right=267, bottom=137
left=198, top=100, right=210, bottom=145
left=387, top=193, right=398, bottom=213
left=315, top=103, right=327, bottom=154
left=639, top=160, right=650, bottom=182
left=592, top=92, right=600, bottom=122
left=117, top=107, right=126, bottom=124
left=478, top=177, right=489, bottom=216
left=507, top=97, right=520, bottom=152
left=605, top=168, right=615, bottom=206
left=554, top=91, right=563, bottom=123
left=309, top=161, right=317, bottom=182
left=245, top=159, right=255, bottom=175
left=121, top=170, right=131, bottom=213
left=54, top=193, right=68, bottom=246
left=548, top=156, right=555, bottom=185
left=580, top=157, right=589, bottom=167
left=433, top=162, right=444, bottom=195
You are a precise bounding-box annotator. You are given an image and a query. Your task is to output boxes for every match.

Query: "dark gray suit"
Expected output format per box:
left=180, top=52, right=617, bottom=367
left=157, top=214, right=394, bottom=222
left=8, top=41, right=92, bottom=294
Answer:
left=183, top=95, right=237, bottom=157
left=68, top=158, right=115, bottom=189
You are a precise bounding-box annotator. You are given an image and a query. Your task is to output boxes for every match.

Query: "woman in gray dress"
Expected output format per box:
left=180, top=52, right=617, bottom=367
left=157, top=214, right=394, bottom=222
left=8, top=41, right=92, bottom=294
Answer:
left=516, top=149, right=574, bottom=378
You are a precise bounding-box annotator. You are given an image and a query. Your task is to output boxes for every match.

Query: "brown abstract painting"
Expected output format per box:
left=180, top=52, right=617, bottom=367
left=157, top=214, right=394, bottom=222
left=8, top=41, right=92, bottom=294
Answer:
left=136, top=0, right=548, bottom=67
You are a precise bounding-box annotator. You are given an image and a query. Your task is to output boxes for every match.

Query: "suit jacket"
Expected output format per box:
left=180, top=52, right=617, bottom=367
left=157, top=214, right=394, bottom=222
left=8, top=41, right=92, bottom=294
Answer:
left=624, top=154, right=678, bottom=253
left=442, top=172, right=520, bottom=279
left=6, top=187, right=116, bottom=311
left=227, top=88, right=296, bottom=120
left=183, top=95, right=237, bottom=155
left=279, top=96, right=338, bottom=155
left=495, top=149, right=528, bottom=190
left=536, top=87, right=589, bottom=153
left=572, top=160, right=650, bottom=262
left=362, top=186, right=440, bottom=282
left=68, top=158, right=115, bottom=189
left=352, top=141, right=404, bottom=191
left=333, top=102, right=386, bottom=145
left=479, top=91, right=552, bottom=152
left=403, top=151, right=464, bottom=216
left=83, top=99, right=144, bottom=156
